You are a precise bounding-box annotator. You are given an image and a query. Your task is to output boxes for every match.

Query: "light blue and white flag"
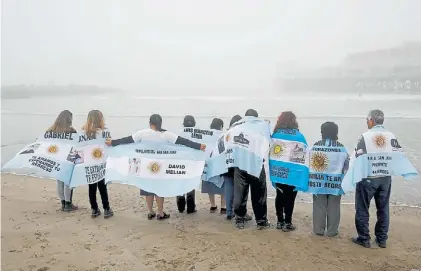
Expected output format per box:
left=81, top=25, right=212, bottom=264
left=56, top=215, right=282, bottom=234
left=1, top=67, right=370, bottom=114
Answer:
left=69, top=130, right=111, bottom=188
left=342, top=127, right=418, bottom=192
left=1, top=131, right=78, bottom=185
left=306, top=139, right=349, bottom=195
left=206, top=117, right=271, bottom=179
left=105, top=141, right=207, bottom=197
left=269, top=129, right=309, bottom=191
left=179, top=127, right=222, bottom=186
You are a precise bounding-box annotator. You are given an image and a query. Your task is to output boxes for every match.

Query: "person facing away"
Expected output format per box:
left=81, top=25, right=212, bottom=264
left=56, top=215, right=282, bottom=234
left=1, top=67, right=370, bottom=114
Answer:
left=310, top=122, right=349, bottom=237
left=233, top=109, right=270, bottom=230
left=176, top=115, right=199, bottom=214
left=82, top=110, right=113, bottom=219
left=47, top=110, right=78, bottom=212
left=351, top=109, right=397, bottom=248
left=201, top=117, right=227, bottom=214
left=105, top=114, right=206, bottom=221
left=271, top=111, right=305, bottom=232
left=222, top=114, right=252, bottom=221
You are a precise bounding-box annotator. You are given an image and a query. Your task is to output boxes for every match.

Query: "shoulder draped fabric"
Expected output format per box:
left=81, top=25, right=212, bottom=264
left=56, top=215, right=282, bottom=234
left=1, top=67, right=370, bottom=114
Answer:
left=105, top=140, right=206, bottom=197
left=341, top=126, right=418, bottom=192
left=69, top=130, right=110, bottom=188
left=306, top=139, right=349, bottom=195
left=1, top=131, right=79, bottom=185
left=269, top=129, right=309, bottom=191
left=179, top=127, right=224, bottom=187
left=206, top=117, right=271, bottom=179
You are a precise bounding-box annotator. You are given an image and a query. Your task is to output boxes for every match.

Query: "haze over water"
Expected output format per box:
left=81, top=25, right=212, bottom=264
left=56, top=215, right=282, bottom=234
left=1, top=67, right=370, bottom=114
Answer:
left=1, top=1, right=421, bottom=206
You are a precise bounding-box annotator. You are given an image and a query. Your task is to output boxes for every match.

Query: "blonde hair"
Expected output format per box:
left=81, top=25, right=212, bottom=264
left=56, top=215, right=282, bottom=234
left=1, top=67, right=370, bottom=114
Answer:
left=82, top=110, right=105, bottom=138
left=47, top=110, right=74, bottom=133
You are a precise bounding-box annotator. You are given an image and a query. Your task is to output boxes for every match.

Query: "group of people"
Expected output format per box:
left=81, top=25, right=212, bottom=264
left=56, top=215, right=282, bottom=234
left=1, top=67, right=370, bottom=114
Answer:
left=48, top=108, right=399, bottom=249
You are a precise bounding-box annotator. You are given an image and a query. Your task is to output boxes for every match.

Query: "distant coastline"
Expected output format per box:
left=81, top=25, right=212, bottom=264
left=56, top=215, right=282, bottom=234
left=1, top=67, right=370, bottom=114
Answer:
left=1, top=85, right=120, bottom=99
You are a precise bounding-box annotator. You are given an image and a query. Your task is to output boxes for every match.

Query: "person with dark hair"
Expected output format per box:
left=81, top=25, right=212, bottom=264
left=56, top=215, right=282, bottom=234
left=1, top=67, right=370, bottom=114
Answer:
left=270, top=111, right=305, bottom=232
left=308, top=121, right=349, bottom=237
left=245, top=109, right=258, bottom=117
left=48, top=110, right=79, bottom=212
left=176, top=115, right=198, bottom=214
left=233, top=109, right=270, bottom=230
left=202, top=118, right=227, bottom=213
left=105, top=114, right=206, bottom=221
left=222, top=115, right=252, bottom=221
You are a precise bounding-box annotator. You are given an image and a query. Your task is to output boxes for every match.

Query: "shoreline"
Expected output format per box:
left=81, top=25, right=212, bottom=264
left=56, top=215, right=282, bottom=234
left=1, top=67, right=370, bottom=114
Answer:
left=2, top=174, right=420, bottom=271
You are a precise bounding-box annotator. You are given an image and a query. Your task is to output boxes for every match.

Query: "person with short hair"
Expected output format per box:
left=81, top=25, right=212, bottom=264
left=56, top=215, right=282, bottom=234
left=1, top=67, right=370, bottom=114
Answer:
left=309, top=121, right=349, bottom=237
left=106, top=114, right=206, bottom=221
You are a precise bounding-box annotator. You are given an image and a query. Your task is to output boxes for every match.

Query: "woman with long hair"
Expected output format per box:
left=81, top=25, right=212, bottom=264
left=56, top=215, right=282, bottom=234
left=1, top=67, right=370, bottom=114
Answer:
left=271, top=111, right=305, bottom=232
left=82, top=110, right=113, bottom=218
left=105, top=114, right=206, bottom=221
left=48, top=110, right=78, bottom=212
left=201, top=118, right=227, bottom=214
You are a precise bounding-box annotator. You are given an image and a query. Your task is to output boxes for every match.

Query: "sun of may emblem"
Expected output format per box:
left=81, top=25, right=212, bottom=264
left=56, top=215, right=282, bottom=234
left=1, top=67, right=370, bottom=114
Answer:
left=47, top=145, right=59, bottom=154
left=310, top=152, right=329, bottom=172
left=225, top=133, right=231, bottom=142
left=271, top=142, right=286, bottom=157
left=372, top=134, right=387, bottom=148
left=148, top=162, right=161, bottom=174
left=91, top=147, right=103, bottom=160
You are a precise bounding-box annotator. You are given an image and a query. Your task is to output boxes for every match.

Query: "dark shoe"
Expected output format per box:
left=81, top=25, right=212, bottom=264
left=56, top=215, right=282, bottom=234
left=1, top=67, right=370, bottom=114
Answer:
left=177, top=196, right=186, bottom=213
left=375, top=239, right=387, bottom=248
left=104, top=208, right=114, bottom=219
left=91, top=208, right=101, bottom=218
left=282, top=223, right=296, bottom=232
left=63, top=202, right=78, bottom=212
left=61, top=200, right=65, bottom=211
left=257, top=221, right=271, bottom=230
left=220, top=208, right=227, bottom=215
left=276, top=221, right=285, bottom=230
left=147, top=213, right=156, bottom=220
left=157, top=212, right=170, bottom=220
left=186, top=209, right=197, bottom=214
left=244, top=214, right=253, bottom=221
left=351, top=237, right=371, bottom=248
left=210, top=206, right=218, bottom=213
left=226, top=214, right=235, bottom=220
left=235, top=219, right=245, bottom=229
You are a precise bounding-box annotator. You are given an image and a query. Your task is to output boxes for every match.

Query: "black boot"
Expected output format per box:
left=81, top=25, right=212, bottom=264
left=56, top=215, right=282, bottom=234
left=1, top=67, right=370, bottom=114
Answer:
left=104, top=208, right=114, bottom=219
left=176, top=196, right=186, bottom=213
left=61, top=200, right=65, bottom=211
left=91, top=208, right=101, bottom=218
left=63, top=201, right=78, bottom=212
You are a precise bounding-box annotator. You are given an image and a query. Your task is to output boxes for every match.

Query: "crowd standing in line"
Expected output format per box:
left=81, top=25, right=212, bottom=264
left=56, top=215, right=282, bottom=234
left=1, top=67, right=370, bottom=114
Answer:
left=46, top=108, right=408, bottom=249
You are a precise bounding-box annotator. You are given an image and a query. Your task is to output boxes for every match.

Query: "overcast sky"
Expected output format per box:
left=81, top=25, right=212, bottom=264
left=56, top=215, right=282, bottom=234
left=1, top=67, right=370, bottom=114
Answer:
left=1, top=0, right=420, bottom=92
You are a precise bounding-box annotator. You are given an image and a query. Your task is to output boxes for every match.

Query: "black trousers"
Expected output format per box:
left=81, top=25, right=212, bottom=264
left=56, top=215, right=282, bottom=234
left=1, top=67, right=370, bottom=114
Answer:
left=275, top=183, right=298, bottom=224
left=355, top=177, right=391, bottom=242
left=89, top=179, right=110, bottom=210
left=176, top=190, right=196, bottom=212
left=233, top=167, right=267, bottom=224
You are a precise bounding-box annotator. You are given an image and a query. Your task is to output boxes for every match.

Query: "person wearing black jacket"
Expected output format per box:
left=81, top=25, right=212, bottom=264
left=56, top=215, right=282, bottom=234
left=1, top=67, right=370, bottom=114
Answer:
left=105, top=114, right=206, bottom=221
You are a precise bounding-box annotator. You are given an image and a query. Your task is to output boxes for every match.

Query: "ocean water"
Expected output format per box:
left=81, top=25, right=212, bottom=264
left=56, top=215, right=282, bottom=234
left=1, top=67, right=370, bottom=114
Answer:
left=1, top=92, right=421, bottom=206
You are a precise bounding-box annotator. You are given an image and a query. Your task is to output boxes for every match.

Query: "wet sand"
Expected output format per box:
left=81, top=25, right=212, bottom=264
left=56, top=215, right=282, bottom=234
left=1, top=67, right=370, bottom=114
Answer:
left=1, top=174, right=420, bottom=271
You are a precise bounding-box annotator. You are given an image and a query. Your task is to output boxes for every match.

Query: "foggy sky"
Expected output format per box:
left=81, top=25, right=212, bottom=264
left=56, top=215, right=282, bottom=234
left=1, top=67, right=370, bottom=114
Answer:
left=1, top=0, right=420, bottom=92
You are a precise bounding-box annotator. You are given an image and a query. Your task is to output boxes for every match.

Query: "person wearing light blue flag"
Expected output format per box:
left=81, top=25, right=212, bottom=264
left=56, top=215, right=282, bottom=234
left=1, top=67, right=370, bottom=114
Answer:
left=308, top=122, right=349, bottom=237
left=269, top=111, right=308, bottom=232
left=2, top=110, right=80, bottom=212
left=79, top=110, right=114, bottom=219
left=350, top=110, right=418, bottom=249
left=105, top=114, right=206, bottom=221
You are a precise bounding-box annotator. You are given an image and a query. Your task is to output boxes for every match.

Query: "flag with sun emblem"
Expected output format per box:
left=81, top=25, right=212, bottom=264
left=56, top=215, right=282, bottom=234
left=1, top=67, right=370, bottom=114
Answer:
left=69, top=131, right=109, bottom=188
left=269, top=128, right=309, bottom=191
left=341, top=126, right=418, bottom=192
left=105, top=141, right=206, bottom=197
left=306, top=139, right=349, bottom=195
left=1, top=131, right=78, bottom=184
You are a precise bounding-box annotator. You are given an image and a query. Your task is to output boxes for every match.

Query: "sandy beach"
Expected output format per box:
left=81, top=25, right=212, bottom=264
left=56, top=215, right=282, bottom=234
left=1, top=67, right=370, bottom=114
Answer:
left=1, top=174, right=420, bottom=271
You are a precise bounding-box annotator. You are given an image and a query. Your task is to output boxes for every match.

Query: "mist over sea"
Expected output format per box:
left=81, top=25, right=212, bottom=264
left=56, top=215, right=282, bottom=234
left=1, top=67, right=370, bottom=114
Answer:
left=2, top=92, right=421, bottom=207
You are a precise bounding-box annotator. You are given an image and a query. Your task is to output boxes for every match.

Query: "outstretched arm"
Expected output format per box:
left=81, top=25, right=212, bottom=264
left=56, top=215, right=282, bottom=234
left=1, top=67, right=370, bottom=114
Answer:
left=174, top=136, right=203, bottom=150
